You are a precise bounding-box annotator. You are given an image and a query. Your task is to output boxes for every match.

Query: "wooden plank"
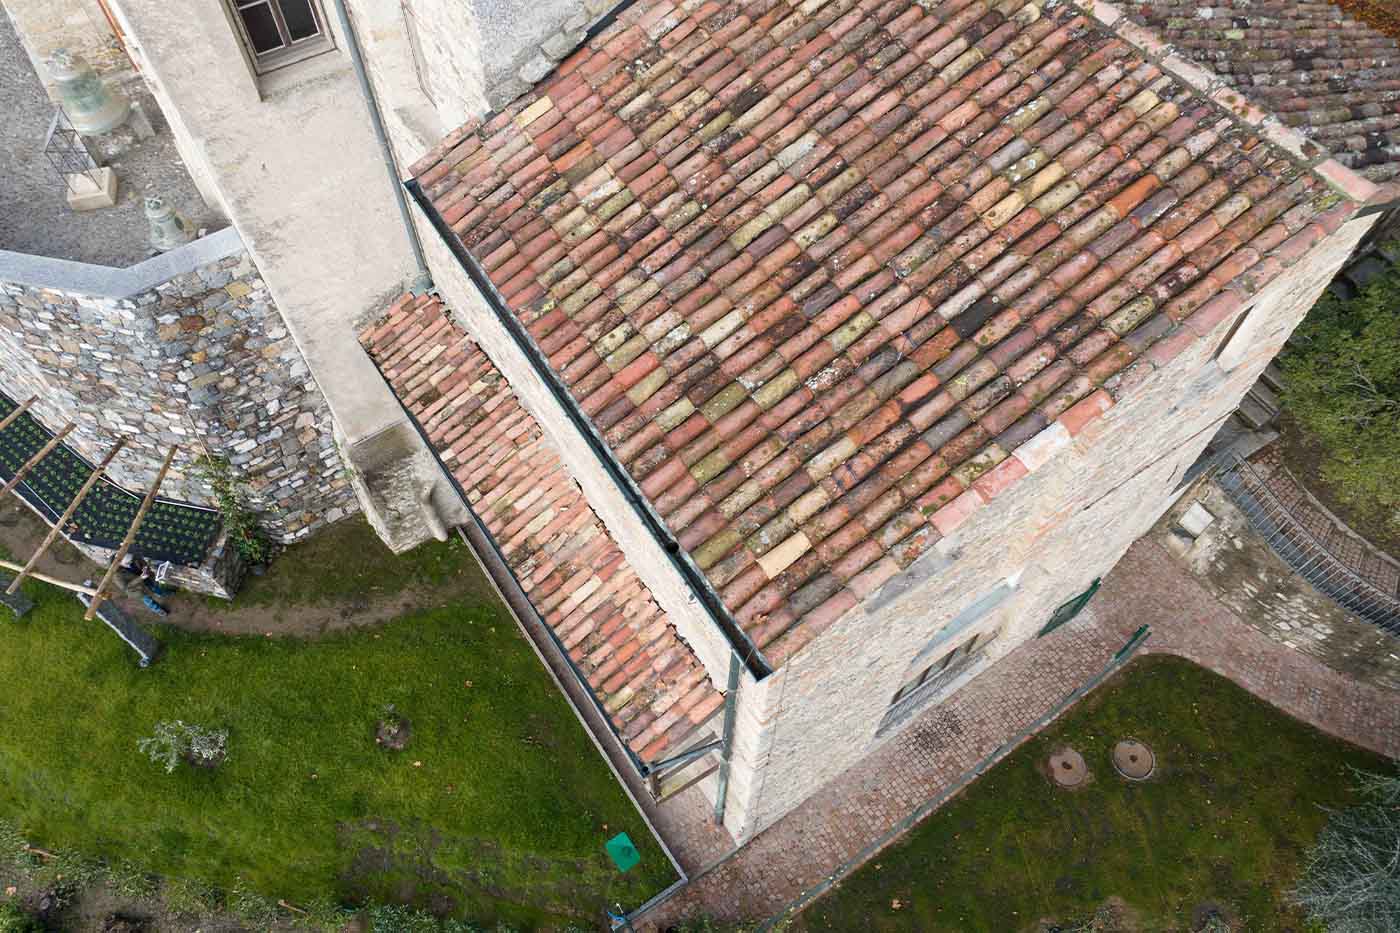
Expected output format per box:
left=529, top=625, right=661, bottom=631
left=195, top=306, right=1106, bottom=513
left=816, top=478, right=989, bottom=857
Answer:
left=7, top=438, right=126, bottom=595
left=0, top=557, right=98, bottom=595
left=0, top=423, right=76, bottom=499
left=85, top=446, right=177, bottom=621
left=0, top=396, right=37, bottom=435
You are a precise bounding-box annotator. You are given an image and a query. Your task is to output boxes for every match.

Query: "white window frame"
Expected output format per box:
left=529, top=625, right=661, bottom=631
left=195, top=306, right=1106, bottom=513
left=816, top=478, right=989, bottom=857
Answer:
left=229, top=0, right=334, bottom=74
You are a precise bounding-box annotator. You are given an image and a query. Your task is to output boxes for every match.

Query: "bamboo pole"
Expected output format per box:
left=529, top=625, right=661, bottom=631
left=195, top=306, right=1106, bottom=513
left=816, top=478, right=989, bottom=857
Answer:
left=85, top=446, right=177, bottom=620
left=0, top=396, right=37, bottom=435
left=0, top=557, right=98, bottom=595
left=7, top=438, right=126, bottom=595
left=0, top=423, right=76, bottom=499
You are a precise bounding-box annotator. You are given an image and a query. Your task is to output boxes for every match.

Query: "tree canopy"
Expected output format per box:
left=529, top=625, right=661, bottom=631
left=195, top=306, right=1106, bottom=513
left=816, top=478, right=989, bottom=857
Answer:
left=1280, top=256, right=1400, bottom=536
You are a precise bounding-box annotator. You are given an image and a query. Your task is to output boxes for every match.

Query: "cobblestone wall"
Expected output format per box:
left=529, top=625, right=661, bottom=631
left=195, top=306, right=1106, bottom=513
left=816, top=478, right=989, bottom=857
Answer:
left=0, top=248, right=357, bottom=542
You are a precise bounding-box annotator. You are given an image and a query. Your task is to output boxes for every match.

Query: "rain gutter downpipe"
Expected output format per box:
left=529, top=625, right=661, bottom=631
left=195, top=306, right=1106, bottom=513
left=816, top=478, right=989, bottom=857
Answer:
left=327, top=0, right=433, bottom=294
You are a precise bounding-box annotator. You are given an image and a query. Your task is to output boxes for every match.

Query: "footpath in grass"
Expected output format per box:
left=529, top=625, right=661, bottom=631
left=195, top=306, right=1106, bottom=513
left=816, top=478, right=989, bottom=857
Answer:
left=0, top=567, right=674, bottom=929
left=800, top=656, right=1391, bottom=932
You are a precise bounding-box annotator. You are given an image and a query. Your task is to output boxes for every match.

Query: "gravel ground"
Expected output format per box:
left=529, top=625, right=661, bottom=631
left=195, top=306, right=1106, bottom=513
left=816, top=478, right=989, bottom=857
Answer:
left=0, top=12, right=225, bottom=267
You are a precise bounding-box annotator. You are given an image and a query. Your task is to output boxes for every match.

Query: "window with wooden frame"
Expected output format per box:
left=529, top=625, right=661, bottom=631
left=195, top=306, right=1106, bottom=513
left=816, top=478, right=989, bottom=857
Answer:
left=877, top=629, right=998, bottom=735
left=230, top=0, right=332, bottom=73
left=890, top=631, right=990, bottom=706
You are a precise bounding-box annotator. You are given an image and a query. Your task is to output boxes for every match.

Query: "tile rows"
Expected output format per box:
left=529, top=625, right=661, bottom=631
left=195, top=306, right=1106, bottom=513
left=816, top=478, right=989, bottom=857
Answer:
left=361, top=294, right=722, bottom=763
left=1131, top=0, right=1400, bottom=180
left=409, top=0, right=1360, bottom=665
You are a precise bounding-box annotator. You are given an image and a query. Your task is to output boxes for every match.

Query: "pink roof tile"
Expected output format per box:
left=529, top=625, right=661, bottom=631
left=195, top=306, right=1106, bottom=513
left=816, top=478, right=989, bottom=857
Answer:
left=407, top=0, right=1365, bottom=662
left=360, top=294, right=720, bottom=765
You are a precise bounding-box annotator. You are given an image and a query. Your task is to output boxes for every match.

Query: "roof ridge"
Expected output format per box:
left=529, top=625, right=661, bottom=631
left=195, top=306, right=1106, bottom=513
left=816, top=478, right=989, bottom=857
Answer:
left=1080, top=0, right=1379, bottom=203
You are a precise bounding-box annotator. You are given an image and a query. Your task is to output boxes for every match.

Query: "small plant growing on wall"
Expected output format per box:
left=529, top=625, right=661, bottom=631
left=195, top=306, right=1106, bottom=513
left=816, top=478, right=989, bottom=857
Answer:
left=138, top=720, right=228, bottom=773
left=194, top=454, right=271, bottom=565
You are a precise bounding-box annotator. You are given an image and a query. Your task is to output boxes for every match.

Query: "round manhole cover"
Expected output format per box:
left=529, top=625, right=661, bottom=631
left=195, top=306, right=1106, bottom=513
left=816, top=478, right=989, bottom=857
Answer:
left=1048, top=747, right=1087, bottom=787
left=1113, top=739, right=1155, bottom=780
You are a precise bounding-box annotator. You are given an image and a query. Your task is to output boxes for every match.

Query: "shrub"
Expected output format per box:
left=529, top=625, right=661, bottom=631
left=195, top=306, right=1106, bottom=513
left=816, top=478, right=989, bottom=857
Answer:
left=137, top=721, right=228, bottom=773
left=1280, top=258, right=1400, bottom=534
left=1292, top=769, right=1400, bottom=931
left=195, top=455, right=272, bottom=564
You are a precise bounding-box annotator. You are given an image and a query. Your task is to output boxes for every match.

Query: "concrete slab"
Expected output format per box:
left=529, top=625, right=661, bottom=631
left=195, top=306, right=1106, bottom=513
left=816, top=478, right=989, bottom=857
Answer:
left=64, top=166, right=118, bottom=211
left=1179, top=502, right=1217, bottom=538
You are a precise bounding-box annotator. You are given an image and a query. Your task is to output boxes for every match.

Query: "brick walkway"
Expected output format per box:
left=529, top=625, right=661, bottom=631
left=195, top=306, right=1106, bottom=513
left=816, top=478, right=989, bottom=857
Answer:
left=637, top=537, right=1400, bottom=930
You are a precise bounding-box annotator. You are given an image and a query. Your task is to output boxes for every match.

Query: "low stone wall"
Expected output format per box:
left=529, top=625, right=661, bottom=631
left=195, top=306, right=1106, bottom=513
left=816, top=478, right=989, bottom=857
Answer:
left=0, top=229, right=357, bottom=548
left=1159, top=482, right=1400, bottom=691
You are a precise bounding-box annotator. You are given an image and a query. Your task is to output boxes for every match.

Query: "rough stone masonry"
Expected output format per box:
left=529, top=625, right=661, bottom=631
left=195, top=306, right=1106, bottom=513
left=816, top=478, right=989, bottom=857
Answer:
left=0, top=249, right=357, bottom=543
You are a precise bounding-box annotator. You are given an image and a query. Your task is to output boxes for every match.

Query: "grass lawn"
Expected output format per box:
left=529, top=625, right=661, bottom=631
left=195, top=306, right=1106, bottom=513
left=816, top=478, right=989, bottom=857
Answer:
left=222, top=517, right=492, bottom=608
left=800, top=656, right=1392, bottom=932
left=0, top=569, right=674, bottom=928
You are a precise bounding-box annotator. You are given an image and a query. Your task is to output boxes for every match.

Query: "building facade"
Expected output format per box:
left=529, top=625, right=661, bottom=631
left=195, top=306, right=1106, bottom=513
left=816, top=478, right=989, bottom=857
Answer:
left=358, top=0, right=1385, bottom=844
left=4, top=0, right=1392, bottom=850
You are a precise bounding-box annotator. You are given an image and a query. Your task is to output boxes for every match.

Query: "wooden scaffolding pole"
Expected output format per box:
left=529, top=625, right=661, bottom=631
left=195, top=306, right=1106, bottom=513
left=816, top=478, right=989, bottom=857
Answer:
left=0, top=423, right=76, bottom=500
left=85, top=446, right=177, bottom=621
left=0, top=397, right=37, bottom=435
left=0, top=558, right=99, bottom=596
left=7, top=438, right=126, bottom=595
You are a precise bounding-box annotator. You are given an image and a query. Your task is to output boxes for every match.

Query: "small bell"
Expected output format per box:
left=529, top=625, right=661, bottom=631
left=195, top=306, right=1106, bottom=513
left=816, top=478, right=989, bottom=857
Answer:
left=145, top=196, right=195, bottom=252
left=48, top=49, right=130, bottom=136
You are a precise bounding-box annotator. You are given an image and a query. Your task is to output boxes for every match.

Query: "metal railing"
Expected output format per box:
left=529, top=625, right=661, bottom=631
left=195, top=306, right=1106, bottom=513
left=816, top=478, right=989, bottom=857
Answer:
left=1214, top=454, right=1400, bottom=635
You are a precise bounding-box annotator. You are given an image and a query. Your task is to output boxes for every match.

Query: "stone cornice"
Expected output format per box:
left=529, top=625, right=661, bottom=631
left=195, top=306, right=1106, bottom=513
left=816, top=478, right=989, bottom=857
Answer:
left=0, top=226, right=246, bottom=299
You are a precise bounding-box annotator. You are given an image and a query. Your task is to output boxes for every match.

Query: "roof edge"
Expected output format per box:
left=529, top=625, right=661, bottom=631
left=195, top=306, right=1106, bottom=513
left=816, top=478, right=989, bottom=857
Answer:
left=1075, top=0, right=1380, bottom=205
left=404, top=177, right=775, bottom=682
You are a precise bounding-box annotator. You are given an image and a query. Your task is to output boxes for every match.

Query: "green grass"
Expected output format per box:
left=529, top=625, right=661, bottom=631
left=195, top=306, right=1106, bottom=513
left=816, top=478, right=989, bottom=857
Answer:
left=223, top=518, right=492, bottom=608
left=801, top=656, right=1392, bottom=932
left=0, top=574, right=673, bottom=928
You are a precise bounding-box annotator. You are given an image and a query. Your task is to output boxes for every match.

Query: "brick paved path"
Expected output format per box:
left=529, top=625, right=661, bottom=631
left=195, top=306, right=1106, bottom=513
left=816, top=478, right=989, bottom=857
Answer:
left=637, top=537, right=1399, bottom=930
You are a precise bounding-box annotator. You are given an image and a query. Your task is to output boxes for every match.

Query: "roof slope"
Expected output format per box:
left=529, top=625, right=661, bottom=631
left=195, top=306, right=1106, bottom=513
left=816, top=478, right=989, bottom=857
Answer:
left=361, top=294, right=721, bottom=763
left=408, top=0, right=1367, bottom=665
left=1130, top=1, right=1400, bottom=181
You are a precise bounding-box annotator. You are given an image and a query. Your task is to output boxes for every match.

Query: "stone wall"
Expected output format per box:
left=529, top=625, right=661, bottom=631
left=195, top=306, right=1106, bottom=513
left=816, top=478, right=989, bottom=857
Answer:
left=464, top=0, right=619, bottom=108
left=0, top=233, right=357, bottom=544
left=714, top=210, right=1378, bottom=842
left=1163, top=479, right=1400, bottom=691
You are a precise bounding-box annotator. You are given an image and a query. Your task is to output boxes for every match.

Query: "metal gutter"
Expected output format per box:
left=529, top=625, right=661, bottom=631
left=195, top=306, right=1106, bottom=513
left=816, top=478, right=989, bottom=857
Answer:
left=404, top=178, right=772, bottom=681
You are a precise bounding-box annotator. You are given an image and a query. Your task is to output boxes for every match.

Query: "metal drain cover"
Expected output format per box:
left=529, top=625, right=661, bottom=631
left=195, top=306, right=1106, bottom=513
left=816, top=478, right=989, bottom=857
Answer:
left=1049, top=747, right=1087, bottom=787
left=1113, top=739, right=1155, bottom=780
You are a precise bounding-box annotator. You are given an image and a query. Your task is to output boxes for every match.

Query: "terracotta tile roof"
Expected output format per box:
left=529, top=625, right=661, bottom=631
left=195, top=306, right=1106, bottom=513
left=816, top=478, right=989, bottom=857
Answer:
left=407, top=0, right=1370, bottom=665
left=360, top=294, right=722, bottom=765
left=1129, top=1, right=1400, bottom=181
